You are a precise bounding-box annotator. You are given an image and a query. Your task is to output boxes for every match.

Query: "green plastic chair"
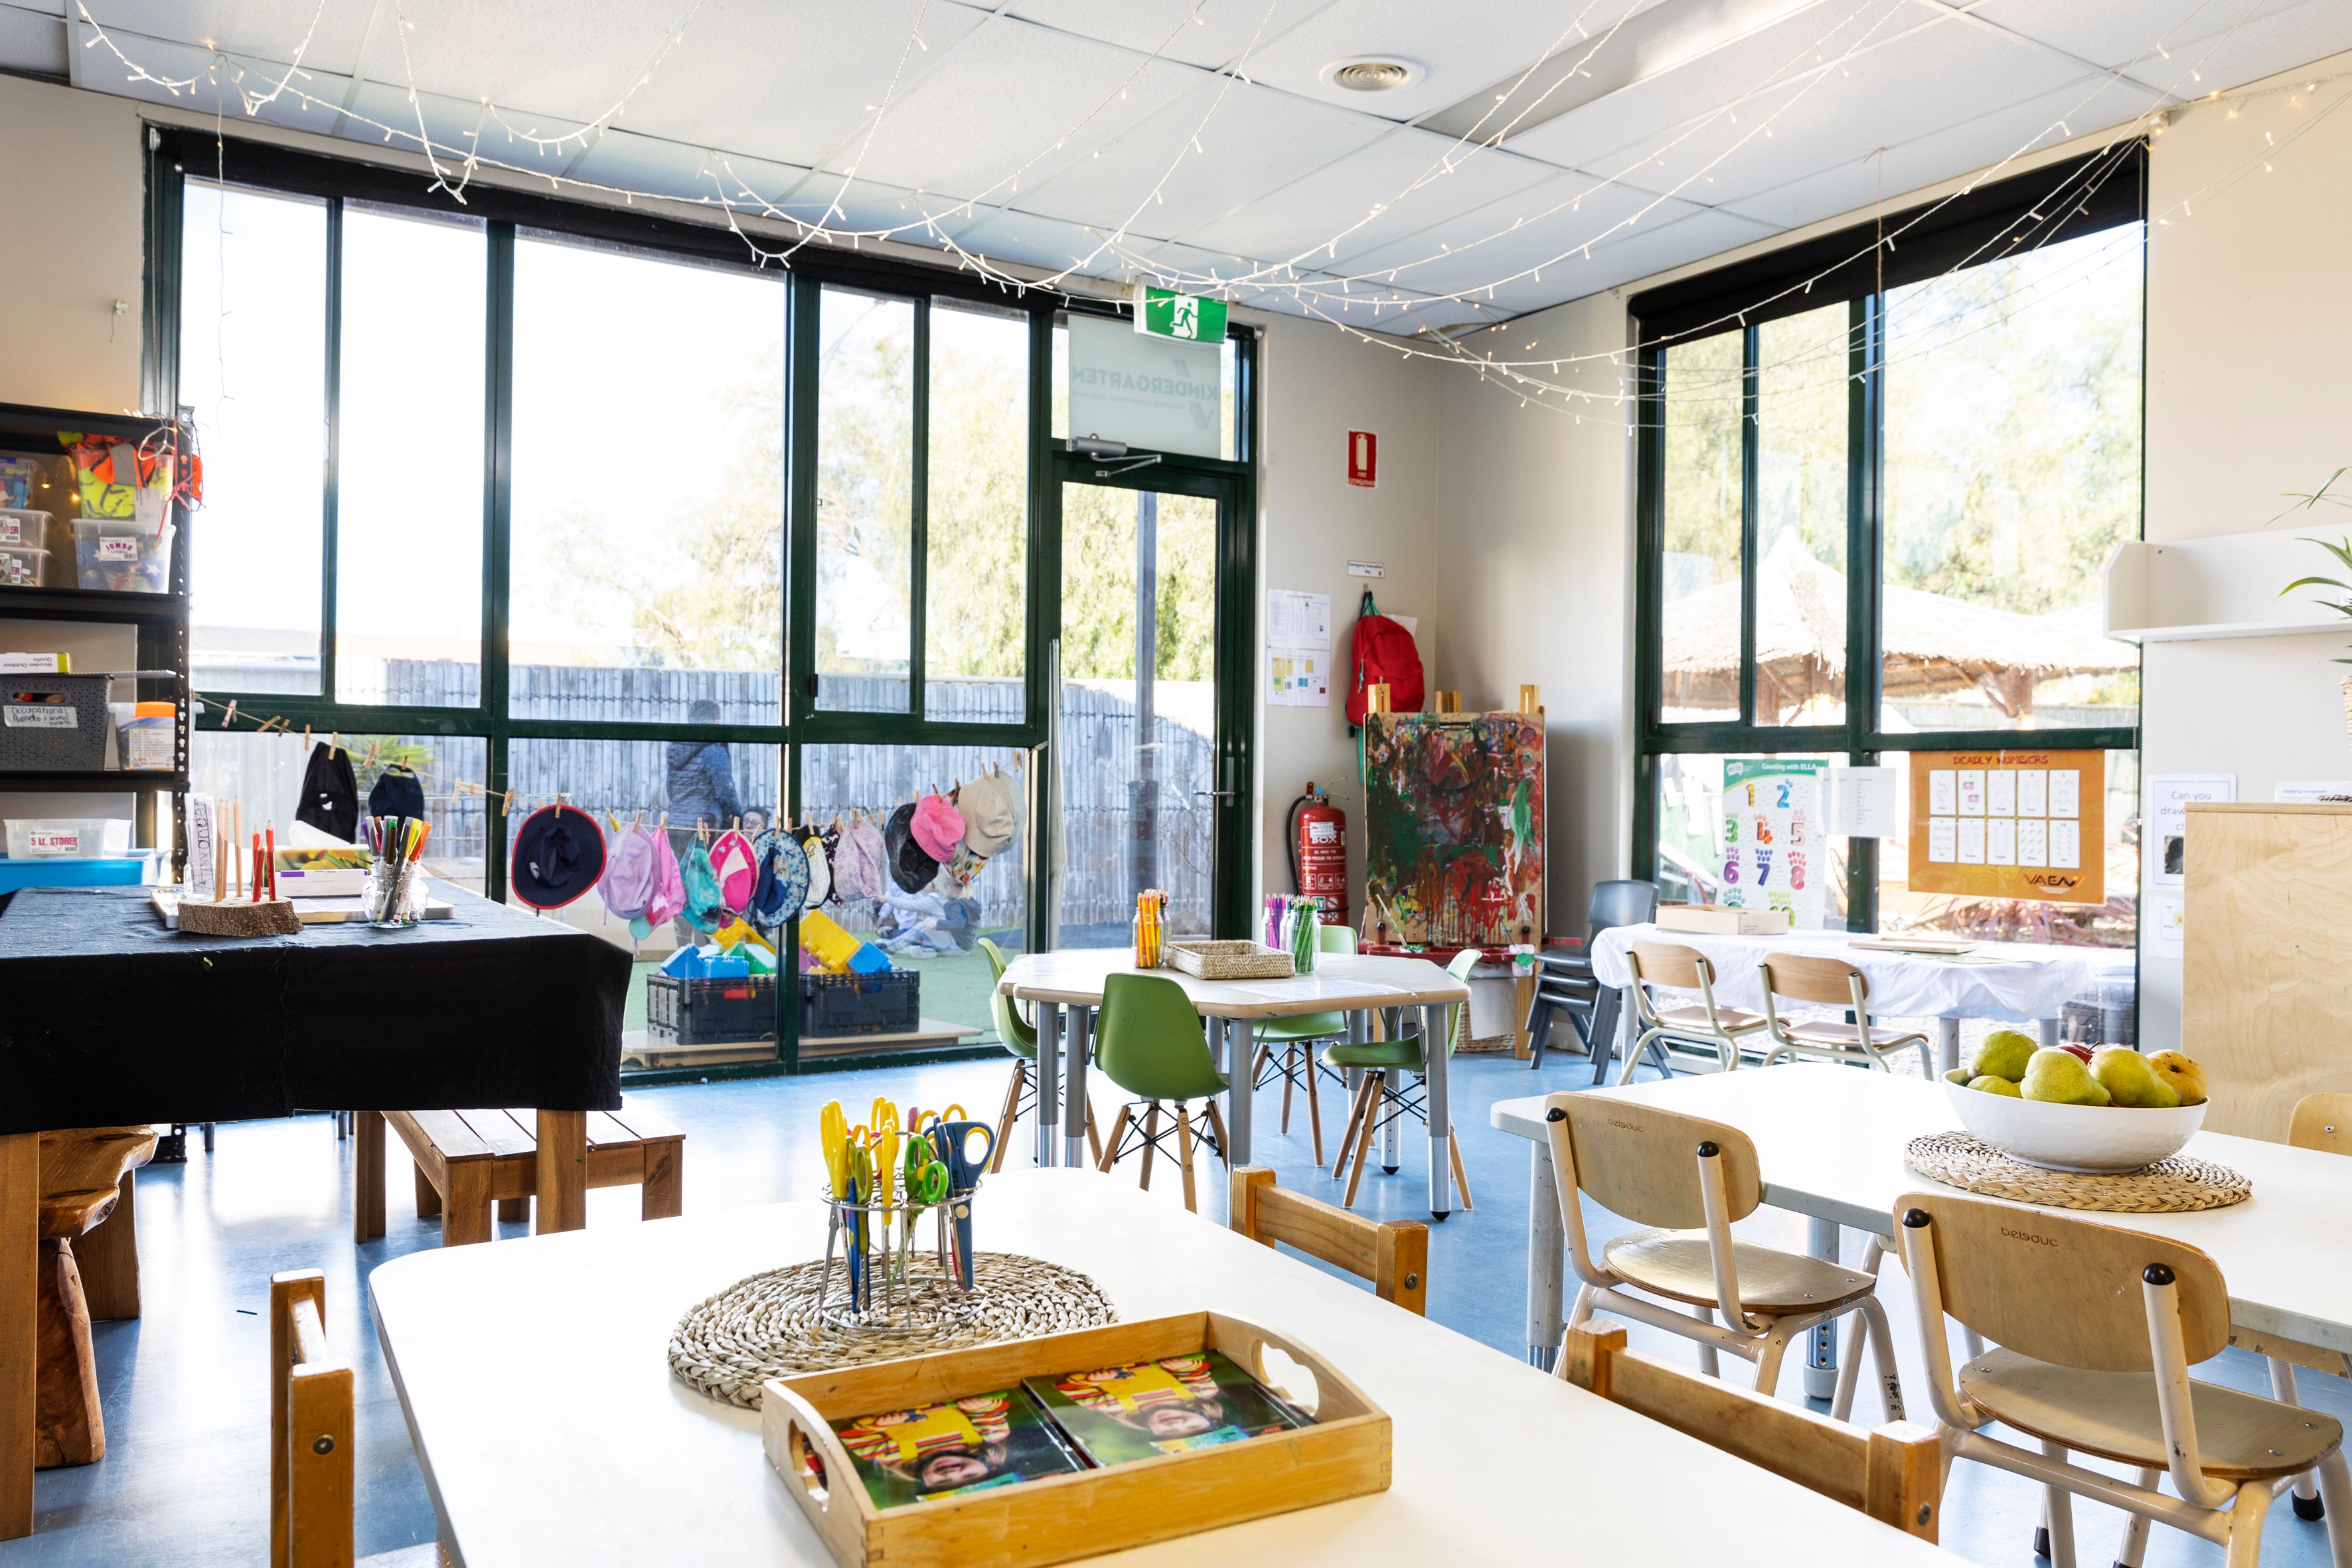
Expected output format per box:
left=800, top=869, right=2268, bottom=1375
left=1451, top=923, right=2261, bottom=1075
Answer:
left=1251, top=923, right=1358, bottom=1166
left=1323, top=948, right=1480, bottom=1210
left=1093, top=973, right=1230, bottom=1214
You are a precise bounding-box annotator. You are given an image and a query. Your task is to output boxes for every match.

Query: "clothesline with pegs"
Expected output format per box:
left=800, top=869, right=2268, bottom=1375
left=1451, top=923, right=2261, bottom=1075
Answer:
left=192, top=692, right=1024, bottom=834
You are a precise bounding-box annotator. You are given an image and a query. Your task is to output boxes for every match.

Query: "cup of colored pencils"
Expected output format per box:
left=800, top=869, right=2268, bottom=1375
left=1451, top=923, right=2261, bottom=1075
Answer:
left=362, top=815, right=430, bottom=929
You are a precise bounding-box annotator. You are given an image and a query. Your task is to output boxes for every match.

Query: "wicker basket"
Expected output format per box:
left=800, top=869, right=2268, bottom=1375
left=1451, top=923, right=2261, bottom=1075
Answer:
left=1164, top=939, right=1294, bottom=980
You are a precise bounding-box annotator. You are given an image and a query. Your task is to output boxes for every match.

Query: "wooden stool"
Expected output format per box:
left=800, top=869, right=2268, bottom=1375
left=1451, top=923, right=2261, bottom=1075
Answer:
left=353, top=1107, right=682, bottom=1246
left=36, top=1126, right=157, bottom=1468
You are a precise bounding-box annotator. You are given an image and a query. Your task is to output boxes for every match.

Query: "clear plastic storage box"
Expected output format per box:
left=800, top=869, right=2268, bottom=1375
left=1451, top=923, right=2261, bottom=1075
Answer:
left=72, top=519, right=173, bottom=593
left=3, top=818, right=132, bottom=859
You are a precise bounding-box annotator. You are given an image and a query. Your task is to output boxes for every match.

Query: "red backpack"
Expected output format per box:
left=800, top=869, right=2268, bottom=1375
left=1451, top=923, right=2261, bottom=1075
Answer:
left=1345, top=590, right=1425, bottom=728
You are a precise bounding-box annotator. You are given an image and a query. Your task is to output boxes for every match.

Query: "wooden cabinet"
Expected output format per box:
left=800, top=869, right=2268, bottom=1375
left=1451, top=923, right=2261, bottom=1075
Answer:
left=2183, top=802, right=2352, bottom=1142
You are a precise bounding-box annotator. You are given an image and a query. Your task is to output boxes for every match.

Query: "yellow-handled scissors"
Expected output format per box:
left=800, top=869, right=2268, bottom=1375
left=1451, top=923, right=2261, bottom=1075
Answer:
left=819, top=1101, right=850, bottom=1199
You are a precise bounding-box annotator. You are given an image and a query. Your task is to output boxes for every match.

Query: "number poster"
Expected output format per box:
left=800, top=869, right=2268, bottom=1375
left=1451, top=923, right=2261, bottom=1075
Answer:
left=1907, top=748, right=2104, bottom=905
left=1719, top=758, right=1829, bottom=929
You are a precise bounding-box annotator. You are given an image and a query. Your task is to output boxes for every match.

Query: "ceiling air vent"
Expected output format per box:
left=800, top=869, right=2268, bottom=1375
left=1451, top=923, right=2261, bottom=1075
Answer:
left=1322, top=57, right=1423, bottom=93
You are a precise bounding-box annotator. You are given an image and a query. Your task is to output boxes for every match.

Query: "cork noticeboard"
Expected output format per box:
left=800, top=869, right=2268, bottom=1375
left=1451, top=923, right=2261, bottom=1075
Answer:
left=1906, top=747, right=2104, bottom=905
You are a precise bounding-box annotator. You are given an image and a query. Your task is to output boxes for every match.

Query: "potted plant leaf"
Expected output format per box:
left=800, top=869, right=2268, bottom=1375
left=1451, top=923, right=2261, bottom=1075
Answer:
left=2275, top=468, right=2352, bottom=745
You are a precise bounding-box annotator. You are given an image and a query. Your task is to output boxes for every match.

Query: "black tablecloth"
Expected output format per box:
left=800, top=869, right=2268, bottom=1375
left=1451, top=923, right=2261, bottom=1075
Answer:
left=0, top=884, right=627, bottom=1134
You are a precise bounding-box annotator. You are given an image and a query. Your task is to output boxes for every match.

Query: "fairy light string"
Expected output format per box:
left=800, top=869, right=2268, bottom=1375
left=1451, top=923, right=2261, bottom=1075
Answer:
left=69, top=0, right=2347, bottom=420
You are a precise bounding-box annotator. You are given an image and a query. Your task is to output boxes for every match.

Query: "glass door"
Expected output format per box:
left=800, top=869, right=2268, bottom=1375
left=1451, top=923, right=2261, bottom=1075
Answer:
left=1049, top=467, right=1249, bottom=946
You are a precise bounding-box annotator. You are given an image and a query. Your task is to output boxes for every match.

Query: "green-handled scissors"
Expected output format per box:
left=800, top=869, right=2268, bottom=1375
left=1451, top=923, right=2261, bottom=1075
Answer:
left=902, top=1137, right=950, bottom=1205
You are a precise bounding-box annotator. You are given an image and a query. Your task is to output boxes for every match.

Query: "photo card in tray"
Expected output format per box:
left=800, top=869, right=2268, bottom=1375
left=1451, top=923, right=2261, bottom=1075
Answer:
left=1024, top=1349, right=1308, bottom=1465
left=828, top=1387, right=1086, bottom=1510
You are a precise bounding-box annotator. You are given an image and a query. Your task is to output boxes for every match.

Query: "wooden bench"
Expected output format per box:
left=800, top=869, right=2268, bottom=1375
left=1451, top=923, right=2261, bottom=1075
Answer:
left=353, top=1106, right=682, bottom=1247
left=37, top=1126, right=157, bottom=1468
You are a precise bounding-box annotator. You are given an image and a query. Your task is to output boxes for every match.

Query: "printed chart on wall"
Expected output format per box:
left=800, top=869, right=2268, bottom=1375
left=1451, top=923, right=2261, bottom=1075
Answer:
left=1719, top=758, right=1829, bottom=929
left=1908, top=749, right=2104, bottom=905
left=1265, top=589, right=1330, bottom=707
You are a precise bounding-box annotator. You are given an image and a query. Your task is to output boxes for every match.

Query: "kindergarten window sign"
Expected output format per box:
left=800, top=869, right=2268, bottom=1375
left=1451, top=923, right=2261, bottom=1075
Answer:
left=1908, top=747, right=2105, bottom=905
left=1719, top=757, right=1830, bottom=930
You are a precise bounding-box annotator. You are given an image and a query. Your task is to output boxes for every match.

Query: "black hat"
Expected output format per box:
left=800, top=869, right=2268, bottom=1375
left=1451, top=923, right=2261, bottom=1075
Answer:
left=884, top=801, right=939, bottom=894
left=509, top=804, right=607, bottom=911
left=295, top=743, right=358, bottom=843
left=368, top=765, right=426, bottom=821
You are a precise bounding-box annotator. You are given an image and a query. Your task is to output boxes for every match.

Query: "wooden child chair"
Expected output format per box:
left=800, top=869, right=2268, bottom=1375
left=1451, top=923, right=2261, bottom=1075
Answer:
left=1896, top=1192, right=2352, bottom=1568
left=1093, top=973, right=1229, bottom=1214
left=1616, top=940, right=1770, bottom=1085
left=1541, top=1091, right=1904, bottom=1421
left=1755, top=953, right=1934, bottom=1077
left=1560, top=1321, right=1940, bottom=1540
left=270, top=1271, right=448, bottom=1567
left=980, top=936, right=1102, bottom=1171
left=2260, top=1091, right=2352, bottom=1522
left=1229, top=1167, right=1427, bottom=1314
left=1324, top=947, right=1478, bottom=1211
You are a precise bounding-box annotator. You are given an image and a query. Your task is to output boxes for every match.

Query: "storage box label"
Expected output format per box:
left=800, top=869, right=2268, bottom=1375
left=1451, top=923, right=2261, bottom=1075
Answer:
left=96, top=536, right=139, bottom=561
left=4, top=704, right=76, bottom=729
left=0, top=518, right=19, bottom=543
left=26, top=828, right=80, bottom=854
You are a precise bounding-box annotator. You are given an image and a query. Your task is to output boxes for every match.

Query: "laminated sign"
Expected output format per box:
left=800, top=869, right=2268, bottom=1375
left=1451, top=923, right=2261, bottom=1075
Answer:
left=1907, top=747, right=2104, bottom=905
left=1719, top=758, right=1829, bottom=929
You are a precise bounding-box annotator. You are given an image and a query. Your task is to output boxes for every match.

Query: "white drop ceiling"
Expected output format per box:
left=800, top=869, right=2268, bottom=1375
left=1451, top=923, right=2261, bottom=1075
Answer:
left=2, top=0, right=2344, bottom=332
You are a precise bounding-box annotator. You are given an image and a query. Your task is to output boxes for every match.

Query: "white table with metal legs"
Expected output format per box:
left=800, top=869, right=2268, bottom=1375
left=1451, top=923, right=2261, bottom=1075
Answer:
left=1494, top=1068, right=2352, bottom=1389
left=998, top=949, right=1471, bottom=1215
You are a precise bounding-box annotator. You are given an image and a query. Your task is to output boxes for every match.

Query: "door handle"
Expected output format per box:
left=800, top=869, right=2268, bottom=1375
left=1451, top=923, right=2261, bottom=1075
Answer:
left=1194, top=790, right=1237, bottom=801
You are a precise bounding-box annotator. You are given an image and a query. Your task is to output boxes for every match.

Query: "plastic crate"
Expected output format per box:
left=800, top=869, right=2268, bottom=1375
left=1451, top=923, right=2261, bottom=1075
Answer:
left=0, top=674, right=110, bottom=771
left=799, top=969, right=920, bottom=1038
left=646, top=971, right=777, bottom=1046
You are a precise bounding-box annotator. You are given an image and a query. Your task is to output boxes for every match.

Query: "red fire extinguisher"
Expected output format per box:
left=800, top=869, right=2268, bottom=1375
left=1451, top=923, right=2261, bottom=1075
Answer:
left=1289, top=783, right=1348, bottom=928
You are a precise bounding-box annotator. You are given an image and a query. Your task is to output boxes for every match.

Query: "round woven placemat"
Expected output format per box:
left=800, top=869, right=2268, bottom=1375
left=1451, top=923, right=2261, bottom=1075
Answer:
left=668, top=1252, right=1119, bottom=1409
left=1905, top=1132, right=2251, bottom=1213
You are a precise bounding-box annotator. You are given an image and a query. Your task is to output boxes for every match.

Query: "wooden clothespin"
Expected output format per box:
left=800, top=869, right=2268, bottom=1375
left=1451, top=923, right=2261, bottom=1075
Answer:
left=223, top=700, right=238, bottom=728
left=301, top=724, right=311, bottom=749
left=503, top=788, right=516, bottom=814
left=732, top=815, right=741, bottom=833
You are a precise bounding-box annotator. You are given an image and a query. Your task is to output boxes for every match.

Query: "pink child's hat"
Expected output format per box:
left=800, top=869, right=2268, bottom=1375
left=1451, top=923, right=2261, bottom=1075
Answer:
left=909, top=793, right=966, bottom=862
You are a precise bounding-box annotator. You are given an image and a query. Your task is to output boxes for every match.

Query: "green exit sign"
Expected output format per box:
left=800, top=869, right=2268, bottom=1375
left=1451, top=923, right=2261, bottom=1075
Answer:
left=1133, top=285, right=1227, bottom=343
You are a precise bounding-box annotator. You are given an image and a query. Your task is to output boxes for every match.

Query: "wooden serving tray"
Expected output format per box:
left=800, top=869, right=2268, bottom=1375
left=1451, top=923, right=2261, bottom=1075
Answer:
left=1164, top=939, right=1295, bottom=980
left=761, top=1311, right=1389, bottom=1568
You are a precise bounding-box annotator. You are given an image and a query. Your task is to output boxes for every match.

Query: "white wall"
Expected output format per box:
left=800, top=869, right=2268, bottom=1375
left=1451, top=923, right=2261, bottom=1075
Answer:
left=0, top=75, right=145, bottom=412
left=1247, top=311, right=1443, bottom=922
left=2137, top=50, right=2352, bottom=1051
left=1431, top=292, right=1636, bottom=929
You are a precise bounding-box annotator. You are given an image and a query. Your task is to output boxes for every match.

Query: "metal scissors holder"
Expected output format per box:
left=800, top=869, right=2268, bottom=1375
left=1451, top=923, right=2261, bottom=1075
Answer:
left=816, top=1183, right=979, bottom=1334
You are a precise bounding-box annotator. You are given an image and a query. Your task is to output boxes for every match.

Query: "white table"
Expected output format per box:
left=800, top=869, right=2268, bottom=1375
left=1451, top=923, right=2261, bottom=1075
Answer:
left=369, top=1170, right=1965, bottom=1567
left=998, top=949, right=1472, bottom=1217
left=1588, top=923, right=2128, bottom=1077
left=1493, top=1068, right=2352, bottom=1381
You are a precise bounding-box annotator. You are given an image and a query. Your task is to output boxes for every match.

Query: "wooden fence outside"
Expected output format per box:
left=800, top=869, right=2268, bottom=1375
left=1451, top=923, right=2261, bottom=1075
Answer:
left=376, top=663, right=1212, bottom=929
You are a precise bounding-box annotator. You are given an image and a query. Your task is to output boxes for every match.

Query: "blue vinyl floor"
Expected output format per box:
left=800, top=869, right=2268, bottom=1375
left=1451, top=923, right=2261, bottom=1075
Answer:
left=5, top=1048, right=2343, bottom=1566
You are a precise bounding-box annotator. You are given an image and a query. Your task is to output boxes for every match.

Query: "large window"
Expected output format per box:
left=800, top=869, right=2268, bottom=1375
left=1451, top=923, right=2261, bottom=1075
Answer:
left=1634, top=147, right=2144, bottom=957
left=159, top=130, right=1254, bottom=1071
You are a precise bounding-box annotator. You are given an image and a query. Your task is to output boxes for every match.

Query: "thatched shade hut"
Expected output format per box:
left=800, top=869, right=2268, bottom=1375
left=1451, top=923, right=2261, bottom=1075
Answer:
left=1662, top=532, right=2134, bottom=722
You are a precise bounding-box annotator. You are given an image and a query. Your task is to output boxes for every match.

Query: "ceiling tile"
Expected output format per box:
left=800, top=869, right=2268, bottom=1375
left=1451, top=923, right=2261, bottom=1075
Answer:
left=1005, top=0, right=1338, bottom=72
left=840, top=16, right=1202, bottom=205
left=1176, top=127, right=1559, bottom=267
left=1969, top=0, right=2346, bottom=84
left=1012, top=76, right=1388, bottom=234
left=1340, top=169, right=1709, bottom=297
left=83, top=0, right=378, bottom=79
left=611, top=0, right=990, bottom=175
left=1234, top=0, right=1638, bottom=123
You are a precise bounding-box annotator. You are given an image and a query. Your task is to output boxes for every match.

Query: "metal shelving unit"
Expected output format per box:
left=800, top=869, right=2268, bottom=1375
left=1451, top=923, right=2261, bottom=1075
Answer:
left=0, top=402, right=193, bottom=878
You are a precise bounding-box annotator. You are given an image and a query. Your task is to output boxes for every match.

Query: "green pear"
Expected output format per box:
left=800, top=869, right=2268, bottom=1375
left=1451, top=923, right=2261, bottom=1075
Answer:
left=1968, top=1075, right=2023, bottom=1097
left=2146, top=1050, right=2209, bottom=1107
left=1972, top=1029, right=2039, bottom=1083
left=2092, top=1046, right=2180, bottom=1109
left=1944, top=1067, right=1975, bottom=1086
left=2021, top=1047, right=2111, bottom=1106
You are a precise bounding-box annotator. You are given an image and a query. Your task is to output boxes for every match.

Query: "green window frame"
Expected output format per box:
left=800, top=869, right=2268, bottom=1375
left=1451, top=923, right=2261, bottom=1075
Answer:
left=1630, top=144, right=2146, bottom=936
left=147, top=127, right=1259, bottom=1069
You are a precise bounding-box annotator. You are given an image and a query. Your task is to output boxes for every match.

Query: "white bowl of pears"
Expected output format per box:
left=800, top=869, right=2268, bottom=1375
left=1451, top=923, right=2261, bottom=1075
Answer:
left=1942, top=1030, right=2210, bottom=1173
